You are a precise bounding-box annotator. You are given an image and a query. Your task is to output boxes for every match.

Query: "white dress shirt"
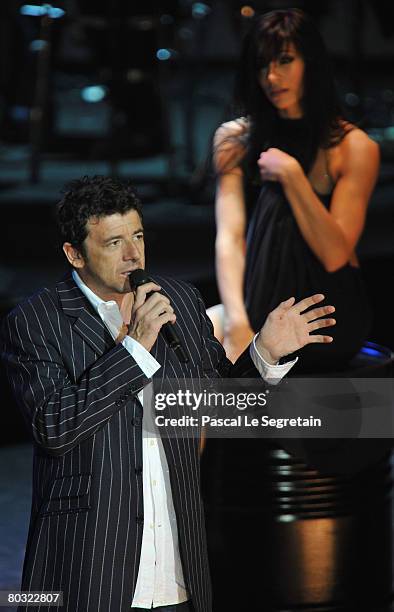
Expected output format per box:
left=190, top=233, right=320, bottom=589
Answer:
left=72, top=271, right=296, bottom=608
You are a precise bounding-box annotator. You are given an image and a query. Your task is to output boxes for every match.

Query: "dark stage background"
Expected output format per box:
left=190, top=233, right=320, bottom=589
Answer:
left=0, top=1, right=393, bottom=610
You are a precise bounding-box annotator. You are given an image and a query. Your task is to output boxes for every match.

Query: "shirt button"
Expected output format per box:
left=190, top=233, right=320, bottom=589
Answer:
left=152, top=480, right=157, bottom=486
left=150, top=440, right=155, bottom=446
left=150, top=523, right=154, bottom=529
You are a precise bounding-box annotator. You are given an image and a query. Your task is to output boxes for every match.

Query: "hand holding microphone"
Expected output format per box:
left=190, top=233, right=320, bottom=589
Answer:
left=128, top=269, right=189, bottom=363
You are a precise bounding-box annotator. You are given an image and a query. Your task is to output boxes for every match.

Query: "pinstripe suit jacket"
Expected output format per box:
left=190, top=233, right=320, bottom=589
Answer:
left=1, top=273, right=258, bottom=612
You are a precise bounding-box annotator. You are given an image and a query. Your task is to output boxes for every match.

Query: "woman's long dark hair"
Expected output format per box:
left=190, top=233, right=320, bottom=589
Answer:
left=234, top=9, right=346, bottom=178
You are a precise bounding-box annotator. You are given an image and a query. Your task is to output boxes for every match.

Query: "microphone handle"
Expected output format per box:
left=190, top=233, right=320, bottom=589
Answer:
left=130, top=270, right=189, bottom=364
left=161, top=325, right=189, bottom=364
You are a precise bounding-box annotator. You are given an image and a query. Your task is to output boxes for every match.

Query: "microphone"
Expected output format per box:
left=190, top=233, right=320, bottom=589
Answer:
left=129, top=269, right=189, bottom=364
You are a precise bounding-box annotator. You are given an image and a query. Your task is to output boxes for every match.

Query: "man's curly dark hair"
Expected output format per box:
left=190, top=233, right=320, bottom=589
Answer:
left=56, top=175, right=143, bottom=254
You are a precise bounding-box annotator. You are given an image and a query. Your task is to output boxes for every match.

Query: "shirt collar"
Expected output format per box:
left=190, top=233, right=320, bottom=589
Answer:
left=72, top=270, right=125, bottom=340
left=72, top=269, right=114, bottom=313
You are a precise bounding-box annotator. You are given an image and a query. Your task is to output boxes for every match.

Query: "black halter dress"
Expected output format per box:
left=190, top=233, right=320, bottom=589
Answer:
left=243, top=117, right=372, bottom=373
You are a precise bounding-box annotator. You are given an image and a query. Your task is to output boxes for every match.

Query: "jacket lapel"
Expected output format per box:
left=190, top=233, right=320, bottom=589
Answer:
left=56, top=274, right=114, bottom=356
left=56, top=273, right=189, bottom=372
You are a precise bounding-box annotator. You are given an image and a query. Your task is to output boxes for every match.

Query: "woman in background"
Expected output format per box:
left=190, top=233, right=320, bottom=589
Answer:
left=209, top=8, right=379, bottom=372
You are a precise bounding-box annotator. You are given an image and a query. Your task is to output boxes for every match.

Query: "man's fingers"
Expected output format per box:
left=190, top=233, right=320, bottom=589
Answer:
left=147, top=301, right=174, bottom=320
left=303, top=305, right=335, bottom=322
left=159, top=312, right=176, bottom=326
left=308, top=334, right=333, bottom=343
left=128, top=299, right=176, bottom=350
left=133, top=282, right=162, bottom=310
left=293, top=293, right=325, bottom=314
left=134, top=289, right=170, bottom=314
left=134, top=299, right=173, bottom=324
left=278, top=296, right=296, bottom=310
left=149, top=311, right=176, bottom=335
left=308, top=318, right=336, bottom=332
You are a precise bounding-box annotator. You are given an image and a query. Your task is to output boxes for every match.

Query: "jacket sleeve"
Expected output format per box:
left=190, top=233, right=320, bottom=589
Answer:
left=1, top=305, right=148, bottom=457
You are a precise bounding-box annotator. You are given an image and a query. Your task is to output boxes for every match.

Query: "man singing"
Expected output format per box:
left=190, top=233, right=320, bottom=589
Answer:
left=1, top=176, right=335, bottom=612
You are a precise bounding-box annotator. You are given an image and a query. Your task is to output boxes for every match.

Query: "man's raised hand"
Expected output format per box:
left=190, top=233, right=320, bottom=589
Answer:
left=255, top=294, right=336, bottom=364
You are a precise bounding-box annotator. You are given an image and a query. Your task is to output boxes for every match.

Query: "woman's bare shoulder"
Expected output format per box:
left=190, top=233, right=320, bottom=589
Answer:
left=338, top=122, right=379, bottom=155
left=332, top=123, right=380, bottom=180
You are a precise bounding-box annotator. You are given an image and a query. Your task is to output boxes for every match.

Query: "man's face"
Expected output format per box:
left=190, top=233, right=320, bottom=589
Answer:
left=64, top=209, right=145, bottom=303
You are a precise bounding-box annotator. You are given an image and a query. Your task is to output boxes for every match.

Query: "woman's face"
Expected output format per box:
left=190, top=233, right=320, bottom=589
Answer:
left=258, top=42, right=305, bottom=118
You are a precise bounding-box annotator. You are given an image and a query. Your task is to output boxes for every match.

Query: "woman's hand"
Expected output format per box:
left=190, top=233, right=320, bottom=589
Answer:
left=258, top=147, right=300, bottom=183
left=223, top=322, right=255, bottom=363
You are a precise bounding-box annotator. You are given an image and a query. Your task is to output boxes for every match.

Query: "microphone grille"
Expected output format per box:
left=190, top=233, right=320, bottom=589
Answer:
left=129, top=268, right=151, bottom=290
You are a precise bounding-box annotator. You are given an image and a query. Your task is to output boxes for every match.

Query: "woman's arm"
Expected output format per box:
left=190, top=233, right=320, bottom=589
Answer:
left=215, top=171, right=249, bottom=325
left=213, top=121, right=255, bottom=360
left=258, top=130, right=380, bottom=272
